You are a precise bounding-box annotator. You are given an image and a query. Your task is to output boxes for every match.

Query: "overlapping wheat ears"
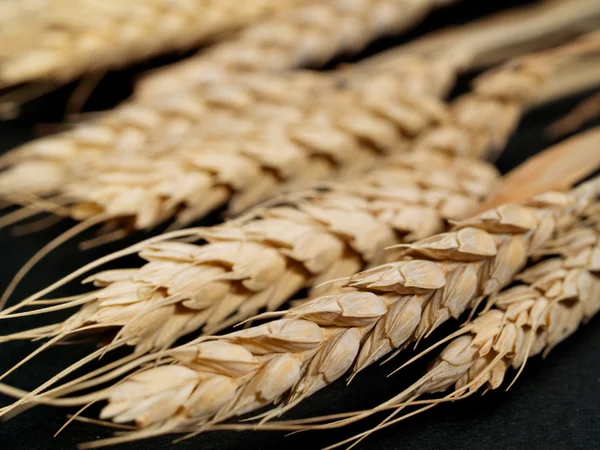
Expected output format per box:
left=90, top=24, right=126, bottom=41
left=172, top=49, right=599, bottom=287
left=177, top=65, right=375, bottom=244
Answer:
left=0, top=0, right=600, bottom=448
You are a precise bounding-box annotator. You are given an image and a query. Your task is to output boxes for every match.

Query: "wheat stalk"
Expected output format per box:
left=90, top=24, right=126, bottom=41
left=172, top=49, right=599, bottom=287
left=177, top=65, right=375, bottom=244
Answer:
left=2, top=182, right=595, bottom=447
left=0, top=0, right=310, bottom=89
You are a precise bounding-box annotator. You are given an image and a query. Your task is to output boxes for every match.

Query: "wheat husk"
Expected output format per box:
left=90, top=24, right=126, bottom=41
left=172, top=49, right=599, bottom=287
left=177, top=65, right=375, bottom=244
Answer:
left=2, top=181, right=596, bottom=446
left=0, top=0, right=310, bottom=90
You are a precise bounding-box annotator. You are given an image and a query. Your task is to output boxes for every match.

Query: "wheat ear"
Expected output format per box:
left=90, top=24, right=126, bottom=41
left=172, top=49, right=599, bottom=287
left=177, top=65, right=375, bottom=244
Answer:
left=1, top=181, right=596, bottom=440
left=0, top=0, right=310, bottom=90
left=302, top=203, right=600, bottom=450
left=133, top=0, right=459, bottom=98
left=135, top=0, right=600, bottom=98
left=3, top=125, right=600, bottom=419
left=2, top=34, right=600, bottom=366
left=0, top=53, right=459, bottom=208
left=0, top=153, right=498, bottom=348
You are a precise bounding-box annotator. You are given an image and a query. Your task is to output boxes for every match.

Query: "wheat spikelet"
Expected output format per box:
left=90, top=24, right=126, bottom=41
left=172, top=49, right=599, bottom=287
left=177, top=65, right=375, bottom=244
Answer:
left=1, top=34, right=584, bottom=338
left=0, top=26, right=475, bottom=207
left=64, top=34, right=600, bottom=229
left=0, top=0, right=310, bottom=90
left=2, top=183, right=595, bottom=446
left=0, top=55, right=459, bottom=214
left=2, top=7, right=599, bottom=228
left=0, top=152, right=497, bottom=350
left=3, top=124, right=599, bottom=421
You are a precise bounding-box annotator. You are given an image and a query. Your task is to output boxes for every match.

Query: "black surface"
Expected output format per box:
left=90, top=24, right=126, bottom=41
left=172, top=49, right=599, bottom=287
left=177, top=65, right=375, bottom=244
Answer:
left=1, top=1, right=600, bottom=449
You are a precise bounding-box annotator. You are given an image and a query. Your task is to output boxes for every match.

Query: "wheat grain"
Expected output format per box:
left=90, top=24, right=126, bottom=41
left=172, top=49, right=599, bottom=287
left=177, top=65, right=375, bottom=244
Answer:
left=0, top=0, right=310, bottom=89
left=2, top=183, right=595, bottom=446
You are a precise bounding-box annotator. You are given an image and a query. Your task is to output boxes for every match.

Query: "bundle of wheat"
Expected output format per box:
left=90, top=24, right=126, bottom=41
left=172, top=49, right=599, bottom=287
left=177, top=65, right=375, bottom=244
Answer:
left=2, top=178, right=597, bottom=448
left=1, top=36, right=600, bottom=383
left=0, top=0, right=309, bottom=90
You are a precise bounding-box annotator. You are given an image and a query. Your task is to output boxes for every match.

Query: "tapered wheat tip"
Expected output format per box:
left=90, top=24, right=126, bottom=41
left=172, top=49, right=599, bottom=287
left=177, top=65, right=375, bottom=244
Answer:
left=0, top=0, right=308, bottom=89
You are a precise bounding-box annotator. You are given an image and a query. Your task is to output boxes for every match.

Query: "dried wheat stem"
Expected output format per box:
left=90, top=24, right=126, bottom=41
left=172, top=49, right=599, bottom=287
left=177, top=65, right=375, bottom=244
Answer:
left=0, top=0, right=309, bottom=89
left=3, top=185, right=595, bottom=440
left=546, top=90, right=600, bottom=138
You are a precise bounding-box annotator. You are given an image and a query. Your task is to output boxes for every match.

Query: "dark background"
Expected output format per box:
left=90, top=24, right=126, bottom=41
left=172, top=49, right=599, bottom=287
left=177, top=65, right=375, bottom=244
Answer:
left=1, top=1, right=599, bottom=449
